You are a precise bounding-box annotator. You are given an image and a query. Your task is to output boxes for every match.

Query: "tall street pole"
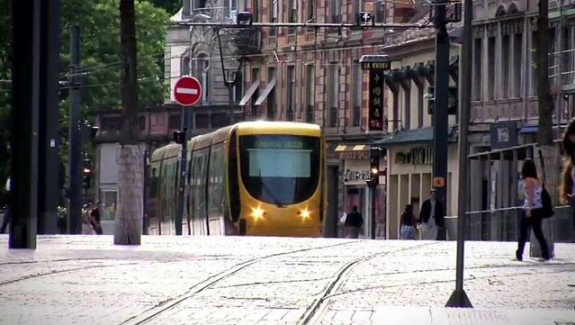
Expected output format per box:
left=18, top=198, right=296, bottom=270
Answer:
left=175, top=108, right=189, bottom=236
left=446, top=0, right=473, bottom=308
left=9, top=0, right=41, bottom=248
left=68, top=26, right=83, bottom=235
left=37, top=0, right=61, bottom=234
left=432, top=0, right=450, bottom=235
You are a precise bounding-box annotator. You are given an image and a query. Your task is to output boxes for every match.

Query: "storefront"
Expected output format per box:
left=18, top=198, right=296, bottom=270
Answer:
left=335, top=144, right=386, bottom=237
left=383, top=142, right=459, bottom=239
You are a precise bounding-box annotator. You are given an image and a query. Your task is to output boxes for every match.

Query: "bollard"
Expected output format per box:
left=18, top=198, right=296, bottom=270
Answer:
left=444, top=216, right=458, bottom=241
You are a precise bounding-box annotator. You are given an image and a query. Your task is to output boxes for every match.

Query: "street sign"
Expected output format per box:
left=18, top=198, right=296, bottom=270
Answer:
left=360, top=55, right=391, bottom=71
left=356, top=12, right=372, bottom=26
left=433, top=177, right=445, bottom=188
left=173, top=76, right=202, bottom=106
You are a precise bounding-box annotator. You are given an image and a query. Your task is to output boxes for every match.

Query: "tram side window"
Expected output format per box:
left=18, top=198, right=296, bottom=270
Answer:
left=228, top=131, right=241, bottom=222
left=198, top=148, right=209, bottom=219
left=190, top=152, right=201, bottom=221
left=208, top=144, right=225, bottom=216
left=190, top=148, right=209, bottom=220
left=165, top=162, right=174, bottom=220
left=207, top=147, right=216, bottom=214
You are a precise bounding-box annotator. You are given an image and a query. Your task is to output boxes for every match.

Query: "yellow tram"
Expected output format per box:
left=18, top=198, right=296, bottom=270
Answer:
left=148, top=121, right=326, bottom=237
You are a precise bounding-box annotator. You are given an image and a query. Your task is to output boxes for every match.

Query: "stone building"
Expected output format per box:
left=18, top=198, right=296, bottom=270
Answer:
left=373, top=19, right=462, bottom=239
left=464, top=0, right=575, bottom=241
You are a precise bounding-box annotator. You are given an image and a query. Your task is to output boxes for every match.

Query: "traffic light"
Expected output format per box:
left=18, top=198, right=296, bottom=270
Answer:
left=370, top=147, right=380, bottom=185
left=82, top=158, right=93, bottom=190
left=427, top=86, right=458, bottom=115
left=173, top=130, right=184, bottom=144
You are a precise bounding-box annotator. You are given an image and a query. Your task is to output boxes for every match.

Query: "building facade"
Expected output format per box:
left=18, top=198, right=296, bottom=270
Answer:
left=464, top=0, right=575, bottom=241
left=370, top=14, right=462, bottom=239
left=167, top=0, right=248, bottom=106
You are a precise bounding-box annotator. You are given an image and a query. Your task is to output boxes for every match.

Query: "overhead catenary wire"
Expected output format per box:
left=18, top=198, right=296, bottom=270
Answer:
left=1, top=37, right=425, bottom=92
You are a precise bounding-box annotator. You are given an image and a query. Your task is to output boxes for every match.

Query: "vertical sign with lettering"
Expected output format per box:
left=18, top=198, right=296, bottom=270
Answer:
left=368, top=69, right=385, bottom=131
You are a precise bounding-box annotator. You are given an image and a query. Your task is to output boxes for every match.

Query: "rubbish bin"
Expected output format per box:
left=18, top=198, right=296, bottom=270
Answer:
left=444, top=216, right=457, bottom=241
left=529, top=218, right=555, bottom=259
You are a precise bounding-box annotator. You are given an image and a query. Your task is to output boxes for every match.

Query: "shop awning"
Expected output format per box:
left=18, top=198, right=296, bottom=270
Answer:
left=254, top=77, right=276, bottom=106
left=374, top=127, right=458, bottom=147
left=334, top=144, right=371, bottom=152
left=239, top=80, right=260, bottom=106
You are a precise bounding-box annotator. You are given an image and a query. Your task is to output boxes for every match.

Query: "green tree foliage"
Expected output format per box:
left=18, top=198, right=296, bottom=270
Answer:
left=0, top=0, right=170, bottom=195
left=148, top=0, right=181, bottom=15
left=0, top=0, right=12, bottom=198
left=60, top=0, right=170, bottom=121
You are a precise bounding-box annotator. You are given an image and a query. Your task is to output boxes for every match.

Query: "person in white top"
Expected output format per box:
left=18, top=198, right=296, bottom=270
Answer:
left=418, top=189, right=445, bottom=240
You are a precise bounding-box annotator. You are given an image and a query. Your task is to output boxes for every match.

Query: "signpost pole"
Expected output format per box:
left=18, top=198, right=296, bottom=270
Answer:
left=432, top=0, right=450, bottom=241
left=173, top=76, right=202, bottom=236
left=361, top=55, right=391, bottom=240
left=446, top=0, right=473, bottom=308
left=175, top=107, right=187, bottom=236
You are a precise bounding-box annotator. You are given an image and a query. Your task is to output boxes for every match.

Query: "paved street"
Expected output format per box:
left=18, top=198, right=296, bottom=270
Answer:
left=0, top=235, right=574, bottom=325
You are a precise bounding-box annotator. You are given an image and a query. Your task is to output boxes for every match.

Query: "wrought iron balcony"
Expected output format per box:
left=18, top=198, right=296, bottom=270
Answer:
left=234, top=27, right=262, bottom=57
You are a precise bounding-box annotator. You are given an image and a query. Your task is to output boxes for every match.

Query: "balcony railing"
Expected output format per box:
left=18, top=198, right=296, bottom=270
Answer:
left=234, top=27, right=263, bottom=56
left=191, top=6, right=227, bottom=20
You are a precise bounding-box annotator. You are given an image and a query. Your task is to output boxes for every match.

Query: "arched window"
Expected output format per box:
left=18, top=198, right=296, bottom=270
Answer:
left=495, top=5, right=507, bottom=17
left=194, top=54, right=210, bottom=103
left=181, top=56, right=191, bottom=76
left=508, top=3, right=519, bottom=14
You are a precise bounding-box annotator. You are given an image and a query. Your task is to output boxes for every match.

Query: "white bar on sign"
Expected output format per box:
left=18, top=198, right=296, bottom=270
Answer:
left=176, top=87, right=199, bottom=95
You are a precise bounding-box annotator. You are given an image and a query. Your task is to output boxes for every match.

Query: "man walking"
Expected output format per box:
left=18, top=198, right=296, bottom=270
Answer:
left=418, top=189, right=445, bottom=240
left=344, top=205, right=364, bottom=239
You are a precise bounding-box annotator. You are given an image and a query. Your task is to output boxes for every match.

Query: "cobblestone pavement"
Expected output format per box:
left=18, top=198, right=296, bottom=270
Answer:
left=0, top=235, right=574, bottom=325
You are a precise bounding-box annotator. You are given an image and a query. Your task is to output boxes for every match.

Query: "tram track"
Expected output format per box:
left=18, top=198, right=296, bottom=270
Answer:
left=0, top=261, right=141, bottom=287
left=297, top=245, right=575, bottom=324
left=298, top=242, right=441, bottom=325
left=119, top=240, right=359, bottom=325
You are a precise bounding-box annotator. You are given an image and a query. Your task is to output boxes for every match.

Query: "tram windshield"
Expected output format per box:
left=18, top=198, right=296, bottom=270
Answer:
left=239, top=135, right=321, bottom=206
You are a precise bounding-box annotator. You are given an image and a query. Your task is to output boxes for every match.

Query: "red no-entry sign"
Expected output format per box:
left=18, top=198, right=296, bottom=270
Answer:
left=173, top=76, right=202, bottom=106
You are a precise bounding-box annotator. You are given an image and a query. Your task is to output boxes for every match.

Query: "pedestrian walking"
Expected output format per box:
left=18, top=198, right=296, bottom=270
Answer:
left=418, top=189, right=445, bottom=240
left=515, top=159, right=550, bottom=261
left=81, top=203, right=96, bottom=235
left=0, top=177, right=11, bottom=234
left=399, top=204, right=417, bottom=240
left=559, top=119, right=575, bottom=235
left=90, top=201, right=103, bottom=235
left=344, top=205, right=364, bottom=239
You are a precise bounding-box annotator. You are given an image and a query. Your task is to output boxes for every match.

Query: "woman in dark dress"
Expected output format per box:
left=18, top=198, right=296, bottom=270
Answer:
left=400, top=204, right=417, bottom=240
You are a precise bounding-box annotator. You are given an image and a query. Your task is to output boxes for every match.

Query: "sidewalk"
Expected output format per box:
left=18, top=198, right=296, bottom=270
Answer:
left=0, top=235, right=574, bottom=324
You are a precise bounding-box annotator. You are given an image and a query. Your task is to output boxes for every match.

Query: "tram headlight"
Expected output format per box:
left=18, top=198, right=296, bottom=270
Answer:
left=251, top=206, right=265, bottom=220
left=299, top=208, right=311, bottom=219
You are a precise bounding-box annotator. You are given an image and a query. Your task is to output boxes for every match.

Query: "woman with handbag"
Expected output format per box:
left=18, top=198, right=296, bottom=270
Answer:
left=515, top=159, right=550, bottom=261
